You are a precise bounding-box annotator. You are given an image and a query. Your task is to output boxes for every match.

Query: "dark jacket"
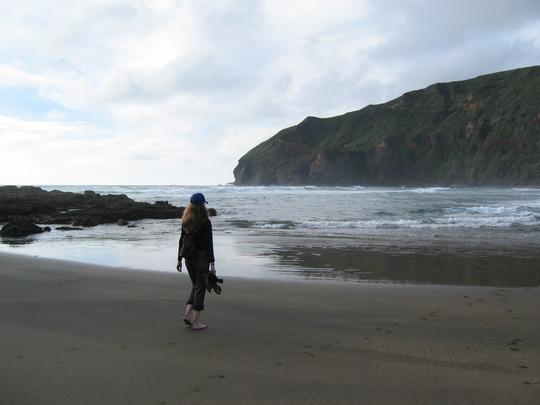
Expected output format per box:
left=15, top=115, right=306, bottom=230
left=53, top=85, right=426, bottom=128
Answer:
left=178, top=218, right=215, bottom=263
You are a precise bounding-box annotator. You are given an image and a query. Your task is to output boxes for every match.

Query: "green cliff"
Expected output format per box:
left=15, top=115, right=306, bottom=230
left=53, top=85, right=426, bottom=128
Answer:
left=234, top=66, right=540, bottom=186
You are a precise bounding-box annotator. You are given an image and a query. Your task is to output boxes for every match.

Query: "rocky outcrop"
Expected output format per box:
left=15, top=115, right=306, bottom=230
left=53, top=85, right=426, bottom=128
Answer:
left=234, top=66, right=540, bottom=186
left=72, top=217, right=98, bottom=227
left=0, top=217, right=46, bottom=237
left=0, top=186, right=184, bottom=228
left=56, top=226, right=83, bottom=231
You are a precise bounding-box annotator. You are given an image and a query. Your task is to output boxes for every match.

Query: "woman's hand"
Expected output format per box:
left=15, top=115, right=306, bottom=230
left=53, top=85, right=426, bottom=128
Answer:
left=210, top=262, right=216, bottom=274
left=176, top=260, right=182, bottom=272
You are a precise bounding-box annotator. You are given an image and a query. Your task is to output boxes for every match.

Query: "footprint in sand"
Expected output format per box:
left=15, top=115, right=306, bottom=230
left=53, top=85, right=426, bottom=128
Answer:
left=507, top=338, right=522, bottom=352
left=517, top=365, right=529, bottom=369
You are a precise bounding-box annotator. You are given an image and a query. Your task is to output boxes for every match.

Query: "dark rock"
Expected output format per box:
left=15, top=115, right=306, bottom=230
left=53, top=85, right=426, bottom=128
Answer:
left=208, top=208, right=217, bottom=216
left=72, top=217, right=98, bottom=227
left=80, top=217, right=98, bottom=227
left=117, top=219, right=128, bottom=226
left=56, top=226, right=83, bottom=231
left=234, top=65, right=540, bottom=186
left=0, top=187, right=190, bottom=228
left=0, top=217, right=44, bottom=237
left=43, top=226, right=51, bottom=232
left=127, top=224, right=137, bottom=228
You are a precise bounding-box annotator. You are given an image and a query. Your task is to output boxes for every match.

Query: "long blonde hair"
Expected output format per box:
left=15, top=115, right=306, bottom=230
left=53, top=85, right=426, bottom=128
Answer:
left=181, top=203, right=209, bottom=232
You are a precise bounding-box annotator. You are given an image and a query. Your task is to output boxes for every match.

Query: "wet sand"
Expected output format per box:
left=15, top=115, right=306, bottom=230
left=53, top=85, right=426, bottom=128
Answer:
left=0, top=252, right=539, bottom=404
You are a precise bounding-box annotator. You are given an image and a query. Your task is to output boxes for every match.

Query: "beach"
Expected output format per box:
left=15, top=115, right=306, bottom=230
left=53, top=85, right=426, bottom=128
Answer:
left=1, top=252, right=538, bottom=404
left=3, top=2, right=540, bottom=404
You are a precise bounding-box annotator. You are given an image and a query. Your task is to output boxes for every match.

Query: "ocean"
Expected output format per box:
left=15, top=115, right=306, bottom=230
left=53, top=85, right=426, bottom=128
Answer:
left=1, top=185, right=540, bottom=285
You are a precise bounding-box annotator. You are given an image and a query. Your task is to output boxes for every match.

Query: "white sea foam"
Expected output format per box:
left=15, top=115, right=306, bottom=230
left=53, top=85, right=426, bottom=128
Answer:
left=297, top=219, right=421, bottom=229
left=407, top=187, right=450, bottom=194
left=251, top=207, right=540, bottom=230
left=256, top=222, right=294, bottom=229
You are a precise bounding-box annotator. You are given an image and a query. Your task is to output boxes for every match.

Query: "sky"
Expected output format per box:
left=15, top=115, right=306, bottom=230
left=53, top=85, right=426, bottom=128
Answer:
left=1, top=0, right=539, bottom=185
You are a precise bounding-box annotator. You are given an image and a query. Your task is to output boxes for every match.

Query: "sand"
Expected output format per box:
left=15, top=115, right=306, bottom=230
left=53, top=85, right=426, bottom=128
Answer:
left=0, top=251, right=538, bottom=405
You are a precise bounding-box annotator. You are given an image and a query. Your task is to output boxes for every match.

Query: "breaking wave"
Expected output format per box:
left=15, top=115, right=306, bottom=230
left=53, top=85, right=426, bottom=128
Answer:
left=231, top=203, right=540, bottom=230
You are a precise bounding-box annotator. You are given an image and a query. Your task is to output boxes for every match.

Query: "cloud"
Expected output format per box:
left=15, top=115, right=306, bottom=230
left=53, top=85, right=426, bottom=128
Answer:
left=0, top=64, right=40, bottom=87
left=0, top=114, right=203, bottom=184
left=0, top=0, right=539, bottom=184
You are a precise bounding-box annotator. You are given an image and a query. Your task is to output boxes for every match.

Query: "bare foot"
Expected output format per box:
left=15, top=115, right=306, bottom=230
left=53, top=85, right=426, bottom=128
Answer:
left=191, top=323, right=207, bottom=331
left=182, top=315, right=192, bottom=326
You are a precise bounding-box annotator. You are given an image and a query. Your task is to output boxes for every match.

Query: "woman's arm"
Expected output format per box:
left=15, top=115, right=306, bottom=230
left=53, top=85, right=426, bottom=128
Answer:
left=203, top=219, right=215, bottom=264
left=176, top=229, right=184, bottom=271
left=178, top=229, right=185, bottom=261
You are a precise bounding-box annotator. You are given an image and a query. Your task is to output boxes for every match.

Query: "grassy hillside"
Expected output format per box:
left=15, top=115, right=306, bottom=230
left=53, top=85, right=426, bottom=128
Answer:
left=234, top=66, right=540, bottom=186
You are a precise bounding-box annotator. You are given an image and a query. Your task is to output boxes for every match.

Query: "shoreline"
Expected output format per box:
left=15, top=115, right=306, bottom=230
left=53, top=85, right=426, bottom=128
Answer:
left=2, top=233, right=540, bottom=287
left=1, top=252, right=539, bottom=404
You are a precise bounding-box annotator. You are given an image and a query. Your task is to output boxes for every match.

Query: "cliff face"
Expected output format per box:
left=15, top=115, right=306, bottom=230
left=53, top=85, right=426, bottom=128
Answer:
left=234, top=66, right=540, bottom=186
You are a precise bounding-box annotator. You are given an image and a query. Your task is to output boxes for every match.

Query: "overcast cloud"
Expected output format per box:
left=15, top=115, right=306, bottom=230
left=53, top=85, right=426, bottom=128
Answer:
left=1, top=0, right=539, bottom=184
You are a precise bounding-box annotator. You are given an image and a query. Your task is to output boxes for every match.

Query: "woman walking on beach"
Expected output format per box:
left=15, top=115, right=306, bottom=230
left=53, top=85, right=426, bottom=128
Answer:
left=176, top=192, right=216, bottom=331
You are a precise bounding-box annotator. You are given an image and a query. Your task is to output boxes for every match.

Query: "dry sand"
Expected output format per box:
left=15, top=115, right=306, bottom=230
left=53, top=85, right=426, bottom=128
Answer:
left=0, top=251, right=539, bottom=405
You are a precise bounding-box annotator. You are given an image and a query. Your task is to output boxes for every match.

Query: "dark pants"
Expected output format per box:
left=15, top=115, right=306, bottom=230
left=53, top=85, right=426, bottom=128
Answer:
left=185, top=251, right=209, bottom=311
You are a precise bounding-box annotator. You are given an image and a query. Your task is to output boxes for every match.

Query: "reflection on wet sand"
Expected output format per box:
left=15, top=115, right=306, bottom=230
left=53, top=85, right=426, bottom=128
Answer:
left=0, top=236, right=36, bottom=246
left=264, top=245, right=540, bottom=287
left=2, top=228, right=540, bottom=287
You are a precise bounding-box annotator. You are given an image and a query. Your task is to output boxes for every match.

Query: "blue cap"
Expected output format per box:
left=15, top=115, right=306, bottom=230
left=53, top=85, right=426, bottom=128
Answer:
left=190, top=192, right=208, bottom=205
